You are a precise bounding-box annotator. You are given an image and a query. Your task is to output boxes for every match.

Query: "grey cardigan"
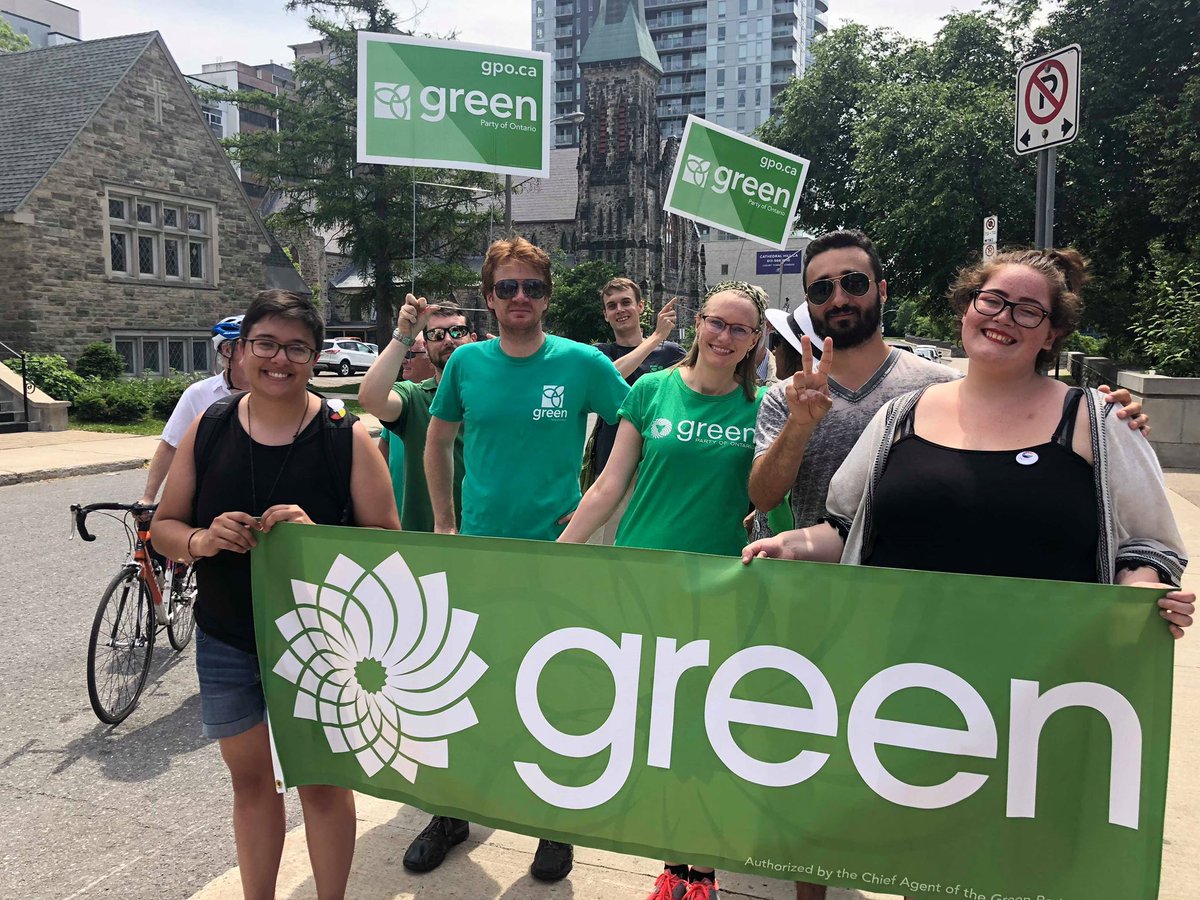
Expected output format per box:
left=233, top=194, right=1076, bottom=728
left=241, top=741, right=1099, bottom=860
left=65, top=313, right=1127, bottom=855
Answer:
left=825, top=387, right=1187, bottom=587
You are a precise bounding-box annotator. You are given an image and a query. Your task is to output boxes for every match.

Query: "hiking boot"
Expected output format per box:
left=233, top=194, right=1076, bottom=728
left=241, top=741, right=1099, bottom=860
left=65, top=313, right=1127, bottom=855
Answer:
left=530, top=838, right=574, bottom=881
left=402, top=815, right=469, bottom=873
left=645, top=869, right=688, bottom=899
left=682, top=875, right=721, bottom=900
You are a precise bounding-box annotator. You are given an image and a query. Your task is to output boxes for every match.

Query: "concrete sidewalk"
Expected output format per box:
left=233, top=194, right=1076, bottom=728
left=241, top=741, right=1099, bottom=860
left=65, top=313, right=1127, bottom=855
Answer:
left=0, top=409, right=383, bottom=487
left=187, top=476, right=1200, bottom=900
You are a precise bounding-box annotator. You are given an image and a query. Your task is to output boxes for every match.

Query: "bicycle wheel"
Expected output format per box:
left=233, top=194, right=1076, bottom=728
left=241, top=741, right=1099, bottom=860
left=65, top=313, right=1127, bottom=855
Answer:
left=166, top=565, right=197, bottom=651
left=87, top=566, right=155, bottom=725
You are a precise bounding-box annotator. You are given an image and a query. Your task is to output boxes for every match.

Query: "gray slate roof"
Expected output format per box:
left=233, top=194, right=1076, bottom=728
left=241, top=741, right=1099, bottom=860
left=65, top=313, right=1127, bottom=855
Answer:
left=511, top=147, right=580, bottom=224
left=0, top=32, right=157, bottom=212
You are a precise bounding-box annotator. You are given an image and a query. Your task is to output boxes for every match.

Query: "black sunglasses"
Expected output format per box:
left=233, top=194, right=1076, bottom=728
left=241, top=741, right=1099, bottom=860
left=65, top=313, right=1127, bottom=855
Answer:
left=424, top=324, right=471, bottom=342
left=404, top=349, right=427, bottom=360
left=806, top=271, right=873, bottom=305
left=493, top=278, right=548, bottom=300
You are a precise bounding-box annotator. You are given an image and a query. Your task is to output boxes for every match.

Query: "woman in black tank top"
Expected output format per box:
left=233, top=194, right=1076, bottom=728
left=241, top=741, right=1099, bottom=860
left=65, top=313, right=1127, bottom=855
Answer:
left=152, top=291, right=399, bottom=900
left=745, top=249, right=1193, bottom=641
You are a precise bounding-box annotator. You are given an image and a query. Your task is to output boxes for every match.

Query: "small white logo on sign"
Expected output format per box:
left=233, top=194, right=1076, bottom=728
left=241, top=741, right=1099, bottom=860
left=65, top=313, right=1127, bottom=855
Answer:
left=373, top=83, right=412, bottom=120
left=1016, top=450, right=1039, bottom=466
left=541, top=385, right=564, bottom=408
left=682, top=155, right=711, bottom=188
left=650, top=418, right=673, bottom=439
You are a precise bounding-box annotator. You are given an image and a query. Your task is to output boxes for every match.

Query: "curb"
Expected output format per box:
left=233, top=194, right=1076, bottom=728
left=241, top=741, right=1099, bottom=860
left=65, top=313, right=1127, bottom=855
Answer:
left=0, top=457, right=150, bottom=487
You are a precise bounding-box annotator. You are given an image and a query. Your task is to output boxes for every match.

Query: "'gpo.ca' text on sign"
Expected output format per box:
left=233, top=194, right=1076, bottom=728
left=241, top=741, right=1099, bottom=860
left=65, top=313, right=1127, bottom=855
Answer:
left=357, top=32, right=551, bottom=178
left=664, top=115, right=809, bottom=249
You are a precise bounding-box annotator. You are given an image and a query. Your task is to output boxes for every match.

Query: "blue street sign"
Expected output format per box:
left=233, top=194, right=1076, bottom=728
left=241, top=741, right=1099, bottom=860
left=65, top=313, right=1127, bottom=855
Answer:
left=756, top=250, right=804, bottom=275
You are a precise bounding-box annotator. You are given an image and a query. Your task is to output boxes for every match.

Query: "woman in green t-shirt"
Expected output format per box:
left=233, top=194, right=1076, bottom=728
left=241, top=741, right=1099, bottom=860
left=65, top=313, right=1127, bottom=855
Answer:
left=558, top=281, right=768, bottom=900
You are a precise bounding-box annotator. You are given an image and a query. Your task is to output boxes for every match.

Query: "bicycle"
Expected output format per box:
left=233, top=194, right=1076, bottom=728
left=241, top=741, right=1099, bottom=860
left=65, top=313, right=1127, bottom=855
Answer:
left=70, top=502, right=197, bottom=725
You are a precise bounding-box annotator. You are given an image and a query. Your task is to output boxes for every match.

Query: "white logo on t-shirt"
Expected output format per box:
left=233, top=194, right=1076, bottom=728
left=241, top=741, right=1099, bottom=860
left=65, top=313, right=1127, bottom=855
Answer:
left=534, top=385, right=568, bottom=421
left=650, top=418, right=673, bottom=438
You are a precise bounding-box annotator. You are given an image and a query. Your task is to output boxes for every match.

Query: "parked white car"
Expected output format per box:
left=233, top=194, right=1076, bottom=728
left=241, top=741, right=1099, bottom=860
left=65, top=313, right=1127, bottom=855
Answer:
left=913, top=345, right=942, bottom=363
left=315, top=338, right=378, bottom=376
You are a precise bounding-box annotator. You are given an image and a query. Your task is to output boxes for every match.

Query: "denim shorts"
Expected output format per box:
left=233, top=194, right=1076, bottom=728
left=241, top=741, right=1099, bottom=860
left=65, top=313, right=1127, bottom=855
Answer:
left=195, top=626, right=265, bottom=740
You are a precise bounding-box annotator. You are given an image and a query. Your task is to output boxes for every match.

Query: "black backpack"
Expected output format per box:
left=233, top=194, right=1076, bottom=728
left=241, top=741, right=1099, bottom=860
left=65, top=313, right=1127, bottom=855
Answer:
left=193, top=391, right=355, bottom=525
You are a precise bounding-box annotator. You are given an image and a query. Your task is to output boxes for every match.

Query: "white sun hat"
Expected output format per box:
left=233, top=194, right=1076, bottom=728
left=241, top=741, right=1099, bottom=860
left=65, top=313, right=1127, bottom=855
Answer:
left=765, top=304, right=822, bottom=366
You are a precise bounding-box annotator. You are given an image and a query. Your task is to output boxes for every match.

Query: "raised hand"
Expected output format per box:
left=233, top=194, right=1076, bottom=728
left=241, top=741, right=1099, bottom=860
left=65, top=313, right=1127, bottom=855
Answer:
left=784, top=335, right=834, bottom=427
left=654, top=297, right=679, bottom=341
left=397, top=293, right=439, bottom=339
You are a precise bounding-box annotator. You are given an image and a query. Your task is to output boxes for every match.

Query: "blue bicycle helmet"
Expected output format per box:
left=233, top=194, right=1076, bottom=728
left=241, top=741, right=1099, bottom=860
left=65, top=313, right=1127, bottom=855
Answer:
left=211, top=314, right=243, bottom=353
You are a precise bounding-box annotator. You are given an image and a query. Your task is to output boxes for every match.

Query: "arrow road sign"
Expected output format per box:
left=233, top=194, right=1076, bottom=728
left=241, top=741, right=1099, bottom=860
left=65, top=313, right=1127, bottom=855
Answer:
left=1014, top=44, right=1081, bottom=155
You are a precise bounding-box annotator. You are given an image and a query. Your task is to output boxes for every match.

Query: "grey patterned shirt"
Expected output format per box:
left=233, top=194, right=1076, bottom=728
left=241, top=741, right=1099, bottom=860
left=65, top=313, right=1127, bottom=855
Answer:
left=755, top=349, right=962, bottom=529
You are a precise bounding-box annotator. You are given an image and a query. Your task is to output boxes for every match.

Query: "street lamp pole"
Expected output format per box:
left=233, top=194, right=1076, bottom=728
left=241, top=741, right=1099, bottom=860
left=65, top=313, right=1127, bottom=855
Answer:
left=777, top=246, right=804, bottom=311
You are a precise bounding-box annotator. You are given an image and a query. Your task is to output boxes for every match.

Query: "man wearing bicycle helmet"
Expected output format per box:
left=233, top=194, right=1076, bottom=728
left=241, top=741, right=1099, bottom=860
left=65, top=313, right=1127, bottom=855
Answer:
left=138, top=315, right=249, bottom=505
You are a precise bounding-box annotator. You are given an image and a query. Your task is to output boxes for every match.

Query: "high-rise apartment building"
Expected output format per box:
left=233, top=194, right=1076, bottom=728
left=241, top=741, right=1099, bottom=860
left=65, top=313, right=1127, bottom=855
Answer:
left=532, top=0, right=827, bottom=147
left=1, top=1, right=79, bottom=48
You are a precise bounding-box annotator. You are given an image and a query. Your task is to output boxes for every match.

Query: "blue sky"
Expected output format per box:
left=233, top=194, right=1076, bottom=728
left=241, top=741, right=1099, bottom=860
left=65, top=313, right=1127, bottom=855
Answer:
left=75, top=0, right=990, bottom=75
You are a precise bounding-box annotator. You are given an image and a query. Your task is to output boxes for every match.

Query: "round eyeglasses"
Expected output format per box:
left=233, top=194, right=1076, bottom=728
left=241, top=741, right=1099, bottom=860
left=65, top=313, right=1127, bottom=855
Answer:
left=970, top=290, right=1050, bottom=328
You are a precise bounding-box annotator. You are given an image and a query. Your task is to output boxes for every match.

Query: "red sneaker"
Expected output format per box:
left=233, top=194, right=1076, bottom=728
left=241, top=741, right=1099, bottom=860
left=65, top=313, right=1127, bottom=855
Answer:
left=681, top=875, right=721, bottom=900
left=645, top=869, right=687, bottom=900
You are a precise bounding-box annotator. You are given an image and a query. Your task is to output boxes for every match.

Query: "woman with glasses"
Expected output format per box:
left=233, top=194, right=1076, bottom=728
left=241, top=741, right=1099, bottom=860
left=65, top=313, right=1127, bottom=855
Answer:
left=559, top=281, right=770, bottom=900
left=745, top=249, right=1193, bottom=641
left=153, top=290, right=399, bottom=900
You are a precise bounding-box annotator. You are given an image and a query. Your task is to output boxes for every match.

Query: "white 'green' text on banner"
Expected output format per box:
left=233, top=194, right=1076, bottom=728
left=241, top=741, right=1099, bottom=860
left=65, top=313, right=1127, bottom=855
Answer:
left=664, top=115, right=810, bottom=249
left=253, top=526, right=1174, bottom=900
left=356, top=32, right=551, bottom=178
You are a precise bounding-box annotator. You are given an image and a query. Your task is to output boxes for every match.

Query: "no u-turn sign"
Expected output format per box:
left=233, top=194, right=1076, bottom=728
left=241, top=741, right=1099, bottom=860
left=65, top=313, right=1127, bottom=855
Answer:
left=1014, top=44, right=1081, bottom=155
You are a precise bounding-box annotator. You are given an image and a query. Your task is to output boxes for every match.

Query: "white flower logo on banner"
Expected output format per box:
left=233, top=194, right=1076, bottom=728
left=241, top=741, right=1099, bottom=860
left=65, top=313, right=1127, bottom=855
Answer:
left=273, top=553, right=487, bottom=782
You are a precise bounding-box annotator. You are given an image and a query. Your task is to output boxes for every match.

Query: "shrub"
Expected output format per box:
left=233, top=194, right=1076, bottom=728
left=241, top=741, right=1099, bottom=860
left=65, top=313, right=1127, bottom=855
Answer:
left=3, top=353, right=86, bottom=403
left=73, top=381, right=151, bottom=423
left=1133, top=248, right=1200, bottom=378
left=144, top=376, right=193, bottom=419
left=74, top=342, right=125, bottom=380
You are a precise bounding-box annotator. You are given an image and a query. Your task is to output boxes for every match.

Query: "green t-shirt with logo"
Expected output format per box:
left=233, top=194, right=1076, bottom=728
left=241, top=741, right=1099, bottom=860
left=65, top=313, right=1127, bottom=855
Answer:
left=615, top=368, right=763, bottom=557
left=430, top=335, right=630, bottom=540
left=382, top=378, right=464, bottom=533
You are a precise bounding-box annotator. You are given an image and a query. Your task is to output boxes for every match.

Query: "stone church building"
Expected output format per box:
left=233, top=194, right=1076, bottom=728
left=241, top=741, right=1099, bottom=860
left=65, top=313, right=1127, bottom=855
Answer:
left=514, top=0, right=704, bottom=306
left=0, top=33, right=307, bottom=373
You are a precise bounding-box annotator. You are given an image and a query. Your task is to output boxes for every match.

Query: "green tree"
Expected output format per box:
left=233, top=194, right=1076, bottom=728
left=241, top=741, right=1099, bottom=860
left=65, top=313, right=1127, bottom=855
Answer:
left=547, top=259, right=622, bottom=344
left=208, top=1, right=496, bottom=347
left=0, top=18, right=31, bottom=52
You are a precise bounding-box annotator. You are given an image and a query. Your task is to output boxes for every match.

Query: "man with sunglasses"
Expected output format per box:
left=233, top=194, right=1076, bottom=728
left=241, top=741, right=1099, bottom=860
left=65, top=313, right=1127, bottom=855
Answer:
left=419, top=238, right=629, bottom=883
left=358, top=296, right=476, bottom=533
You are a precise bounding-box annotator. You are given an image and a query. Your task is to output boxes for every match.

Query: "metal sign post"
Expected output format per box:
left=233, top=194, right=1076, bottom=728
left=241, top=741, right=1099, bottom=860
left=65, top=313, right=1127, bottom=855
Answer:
left=1015, top=45, right=1080, bottom=250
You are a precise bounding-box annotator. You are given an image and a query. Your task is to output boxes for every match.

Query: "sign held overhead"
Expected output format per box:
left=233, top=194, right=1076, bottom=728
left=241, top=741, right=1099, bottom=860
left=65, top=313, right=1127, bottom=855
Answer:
left=664, top=116, right=809, bottom=250
left=357, top=32, right=551, bottom=178
left=1014, top=44, right=1081, bottom=155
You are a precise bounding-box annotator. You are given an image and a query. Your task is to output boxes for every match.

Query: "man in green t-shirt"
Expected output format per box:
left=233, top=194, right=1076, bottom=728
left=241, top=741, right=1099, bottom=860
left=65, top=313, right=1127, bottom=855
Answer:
left=417, top=237, right=629, bottom=883
left=358, top=299, right=476, bottom=531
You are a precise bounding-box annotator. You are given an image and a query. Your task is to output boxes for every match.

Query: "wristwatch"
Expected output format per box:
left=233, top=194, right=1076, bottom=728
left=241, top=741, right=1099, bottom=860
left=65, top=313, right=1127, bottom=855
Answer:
left=392, top=328, right=415, bottom=346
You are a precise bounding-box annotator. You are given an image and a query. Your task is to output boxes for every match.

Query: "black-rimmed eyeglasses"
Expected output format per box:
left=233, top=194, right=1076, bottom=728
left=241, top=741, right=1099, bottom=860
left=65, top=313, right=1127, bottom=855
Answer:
left=425, top=325, right=471, bottom=342
left=970, top=290, right=1050, bottom=328
left=243, top=338, right=317, bottom=364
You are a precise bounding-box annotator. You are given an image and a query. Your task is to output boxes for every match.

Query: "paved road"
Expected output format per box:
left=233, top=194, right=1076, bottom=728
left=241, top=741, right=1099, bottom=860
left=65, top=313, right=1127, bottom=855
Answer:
left=0, top=469, right=305, bottom=899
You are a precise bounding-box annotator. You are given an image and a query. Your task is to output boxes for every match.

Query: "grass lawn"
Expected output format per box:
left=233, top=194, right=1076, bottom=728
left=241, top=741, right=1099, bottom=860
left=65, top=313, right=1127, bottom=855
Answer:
left=70, top=417, right=166, bottom=436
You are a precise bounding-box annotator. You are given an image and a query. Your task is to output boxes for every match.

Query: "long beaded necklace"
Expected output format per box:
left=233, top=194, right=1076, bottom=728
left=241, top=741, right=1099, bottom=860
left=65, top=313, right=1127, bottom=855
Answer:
left=247, top=393, right=311, bottom=515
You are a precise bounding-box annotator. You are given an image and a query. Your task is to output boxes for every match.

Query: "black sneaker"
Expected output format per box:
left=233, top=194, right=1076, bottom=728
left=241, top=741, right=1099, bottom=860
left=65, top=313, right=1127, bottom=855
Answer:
left=402, top=815, right=469, bottom=873
left=530, top=839, right=574, bottom=881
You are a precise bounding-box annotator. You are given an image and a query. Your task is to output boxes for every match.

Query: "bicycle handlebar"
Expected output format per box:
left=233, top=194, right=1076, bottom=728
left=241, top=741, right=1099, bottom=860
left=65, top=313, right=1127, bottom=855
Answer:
left=70, top=502, right=158, bottom=542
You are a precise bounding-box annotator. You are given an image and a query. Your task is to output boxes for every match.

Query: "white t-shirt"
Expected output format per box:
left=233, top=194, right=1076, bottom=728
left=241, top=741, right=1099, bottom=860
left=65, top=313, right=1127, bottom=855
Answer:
left=160, top=373, right=232, bottom=447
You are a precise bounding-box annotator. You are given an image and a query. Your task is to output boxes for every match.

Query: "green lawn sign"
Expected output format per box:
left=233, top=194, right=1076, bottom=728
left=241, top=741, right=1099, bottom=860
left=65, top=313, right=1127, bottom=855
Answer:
left=664, top=115, right=809, bottom=249
left=254, top=526, right=1173, bottom=900
left=356, top=32, right=551, bottom=178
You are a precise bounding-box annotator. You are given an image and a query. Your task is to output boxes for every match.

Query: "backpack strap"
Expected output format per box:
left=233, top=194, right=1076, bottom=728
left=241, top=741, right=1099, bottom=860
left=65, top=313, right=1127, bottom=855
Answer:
left=193, top=391, right=245, bottom=490
left=320, top=398, right=356, bottom=525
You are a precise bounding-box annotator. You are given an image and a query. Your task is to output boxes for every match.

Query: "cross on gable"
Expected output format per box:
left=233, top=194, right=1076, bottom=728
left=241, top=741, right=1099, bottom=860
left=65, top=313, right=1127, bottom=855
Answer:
left=151, top=77, right=170, bottom=124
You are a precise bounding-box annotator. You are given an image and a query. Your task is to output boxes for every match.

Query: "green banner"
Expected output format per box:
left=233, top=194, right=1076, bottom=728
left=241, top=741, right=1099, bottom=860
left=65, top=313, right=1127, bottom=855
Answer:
left=356, top=32, right=551, bottom=177
left=664, top=115, right=810, bottom=249
left=253, top=526, right=1173, bottom=899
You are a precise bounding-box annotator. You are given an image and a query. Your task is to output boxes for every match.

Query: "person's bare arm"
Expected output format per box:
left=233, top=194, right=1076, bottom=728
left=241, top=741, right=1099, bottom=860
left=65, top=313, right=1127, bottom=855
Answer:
left=139, top=440, right=177, bottom=505
left=741, top=522, right=844, bottom=565
left=612, top=298, right=678, bottom=379
left=747, top=337, right=834, bottom=510
left=559, top=419, right=642, bottom=543
left=424, top=416, right=461, bottom=534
